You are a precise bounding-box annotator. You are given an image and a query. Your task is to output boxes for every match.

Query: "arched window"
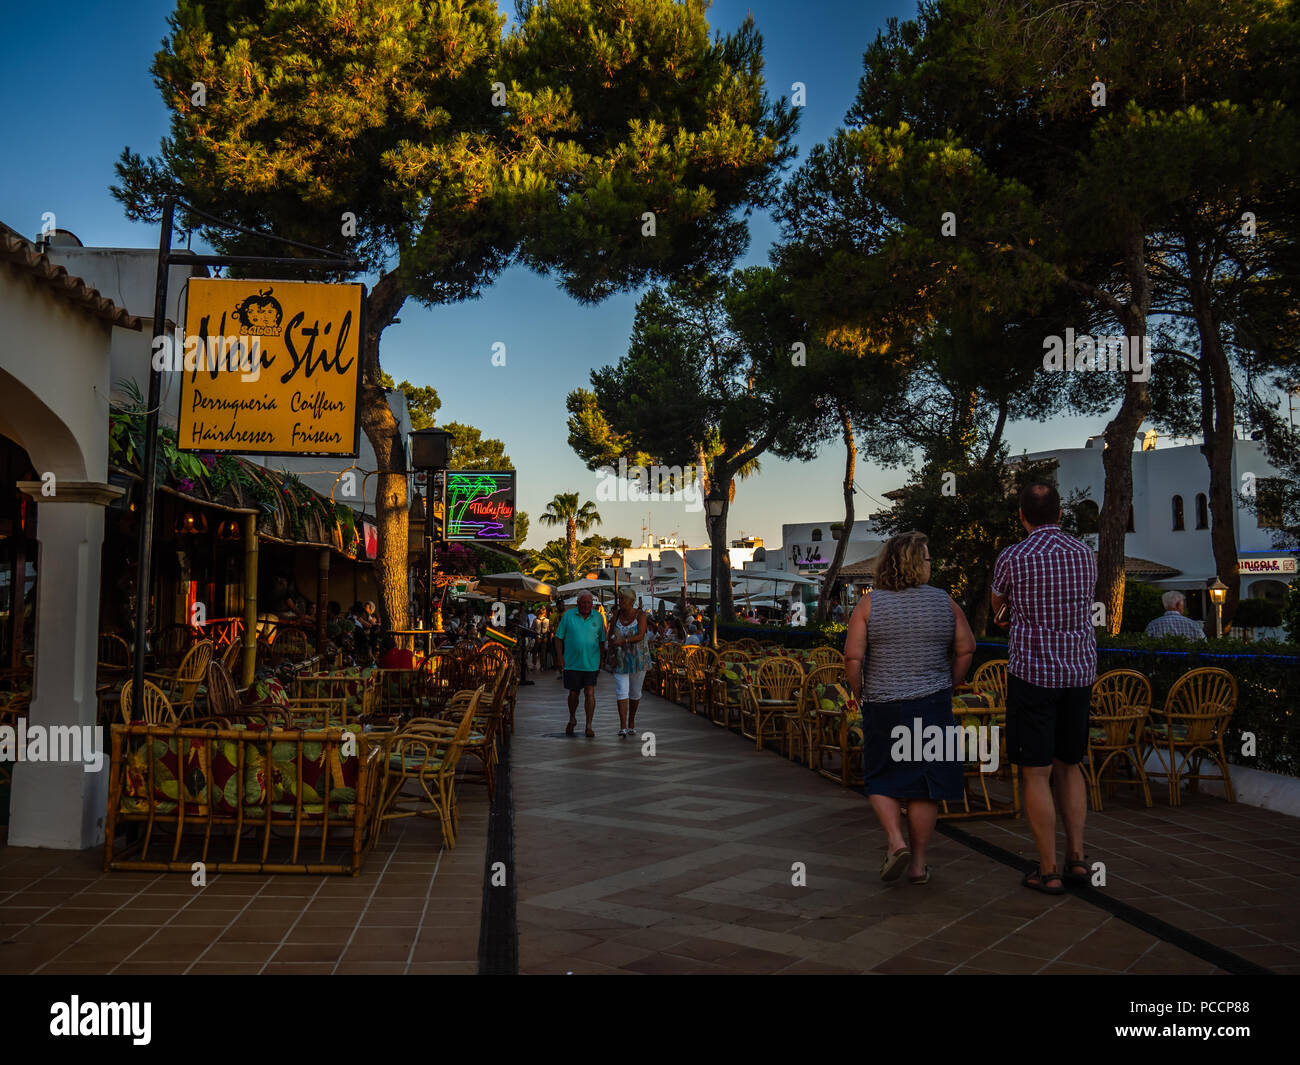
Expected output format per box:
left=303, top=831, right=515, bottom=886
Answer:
left=1195, top=493, right=1208, bottom=530
left=1172, top=495, right=1185, bottom=531
left=811, top=528, right=823, bottom=542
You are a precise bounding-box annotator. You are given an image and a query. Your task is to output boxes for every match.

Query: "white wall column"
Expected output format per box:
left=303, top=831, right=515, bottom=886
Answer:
left=8, top=481, right=120, bottom=849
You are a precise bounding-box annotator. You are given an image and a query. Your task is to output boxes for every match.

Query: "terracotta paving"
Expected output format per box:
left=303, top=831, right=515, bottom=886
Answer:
left=3, top=670, right=1298, bottom=977
left=511, top=670, right=1300, bottom=975
left=0, top=788, right=487, bottom=975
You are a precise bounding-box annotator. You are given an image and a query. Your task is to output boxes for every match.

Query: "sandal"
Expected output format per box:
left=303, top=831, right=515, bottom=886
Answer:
left=880, top=847, right=911, bottom=882
left=1022, top=868, right=1065, bottom=895
left=564, top=720, right=576, bottom=735
left=909, top=866, right=931, bottom=885
left=1064, top=856, right=1090, bottom=886
left=585, top=728, right=595, bottom=737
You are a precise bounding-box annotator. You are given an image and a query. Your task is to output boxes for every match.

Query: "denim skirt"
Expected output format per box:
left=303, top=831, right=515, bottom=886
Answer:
left=862, top=686, right=965, bottom=802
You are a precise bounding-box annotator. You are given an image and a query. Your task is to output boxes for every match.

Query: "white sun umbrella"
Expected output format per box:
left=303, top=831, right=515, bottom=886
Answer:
left=474, top=571, right=555, bottom=603
left=556, top=577, right=615, bottom=593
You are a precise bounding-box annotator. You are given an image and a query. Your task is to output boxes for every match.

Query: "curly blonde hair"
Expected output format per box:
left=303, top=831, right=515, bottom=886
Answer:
left=872, top=532, right=930, bottom=591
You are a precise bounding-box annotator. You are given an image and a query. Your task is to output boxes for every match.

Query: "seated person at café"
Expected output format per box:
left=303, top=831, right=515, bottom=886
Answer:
left=377, top=634, right=417, bottom=670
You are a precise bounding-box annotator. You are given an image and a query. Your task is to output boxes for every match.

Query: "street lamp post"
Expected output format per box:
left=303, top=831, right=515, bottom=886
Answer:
left=705, top=492, right=726, bottom=649
left=1209, top=577, right=1227, bottom=639
left=611, top=547, right=624, bottom=604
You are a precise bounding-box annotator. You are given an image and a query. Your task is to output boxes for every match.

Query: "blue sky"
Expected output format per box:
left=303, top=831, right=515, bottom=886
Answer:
left=0, top=0, right=1108, bottom=550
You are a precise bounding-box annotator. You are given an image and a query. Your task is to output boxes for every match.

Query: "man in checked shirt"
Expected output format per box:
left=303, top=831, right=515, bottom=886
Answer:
left=991, top=483, right=1097, bottom=895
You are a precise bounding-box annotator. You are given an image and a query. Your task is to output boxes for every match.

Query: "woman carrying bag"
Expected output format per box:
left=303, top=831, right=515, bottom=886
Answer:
left=608, top=586, right=651, bottom=738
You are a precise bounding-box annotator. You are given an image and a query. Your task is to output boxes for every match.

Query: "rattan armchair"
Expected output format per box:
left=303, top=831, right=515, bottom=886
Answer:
left=790, top=664, right=842, bottom=766
left=120, top=678, right=178, bottom=726
left=97, top=633, right=131, bottom=677
left=1144, top=667, right=1238, bottom=806
left=1085, top=669, right=1153, bottom=810
left=971, top=658, right=1008, bottom=706
left=740, top=657, right=804, bottom=752
left=683, top=647, right=718, bottom=715
left=145, top=640, right=214, bottom=719
left=373, top=687, right=482, bottom=847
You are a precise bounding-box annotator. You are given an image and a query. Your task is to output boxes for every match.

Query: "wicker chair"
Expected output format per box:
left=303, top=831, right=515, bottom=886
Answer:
left=1144, top=667, right=1238, bottom=806
left=740, top=657, right=804, bottom=752
left=146, top=640, right=214, bottom=719
left=811, top=678, right=863, bottom=787
left=374, top=686, right=482, bottom=847
left=271, top=627, right=310, bottom=664
left=154, top=624, right=196, bottom=669
left=660, top=643, right=688, bottom=704
left=221, top=635, right=244, bottom=675
left=203, top=659, right=242, bottom=720
left=97, top=633, right=131, bottom=677
left=807, top=647, right=844, bottom=669
left=1085, top=669, right=1153, bottom=810
left=791, top=664, right=842, bottom=766
left=683, top=647, right=718, bottom=715
left=708, top=653, right=752, bottom=728
left=120, top=678, right=178, bottom=725
left=972, top=658, right=1009, bottom=705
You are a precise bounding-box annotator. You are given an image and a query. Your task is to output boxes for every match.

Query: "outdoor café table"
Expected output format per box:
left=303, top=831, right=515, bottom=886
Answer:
left=388, top=629, right=438, bottom=654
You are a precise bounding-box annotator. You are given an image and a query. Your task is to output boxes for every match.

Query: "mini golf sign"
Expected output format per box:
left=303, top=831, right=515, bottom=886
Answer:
left=446, top=470, right=516, bottom=541
left=177, top=279, right=364, bottom=455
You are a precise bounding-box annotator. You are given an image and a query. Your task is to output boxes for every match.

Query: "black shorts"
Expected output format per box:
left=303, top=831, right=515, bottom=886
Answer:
left=1005, top=674, right=1090, bottom=767
left=562, top=669, right=600, bottom=692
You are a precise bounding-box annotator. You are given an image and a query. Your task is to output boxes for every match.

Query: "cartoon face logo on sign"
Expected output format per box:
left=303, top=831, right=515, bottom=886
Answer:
left=233, top=287, right=284, bottom=335
left=179, top=279, right=364, bottom=456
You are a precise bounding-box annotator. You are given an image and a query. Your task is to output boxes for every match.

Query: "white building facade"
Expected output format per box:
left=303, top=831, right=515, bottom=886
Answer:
left=1024, top=435, right=1296, bottom=606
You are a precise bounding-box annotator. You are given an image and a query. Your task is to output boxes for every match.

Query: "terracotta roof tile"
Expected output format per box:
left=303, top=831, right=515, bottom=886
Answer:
left=0, top=232, right=142, bottom=329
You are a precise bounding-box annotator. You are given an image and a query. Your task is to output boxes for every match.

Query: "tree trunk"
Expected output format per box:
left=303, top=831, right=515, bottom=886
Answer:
left=358, top=272, right=409, bottom=631
left=709, top=497, right=730, bottom=639
left=1095, top=232, right=1153, bottom=634
left=566, top=519, right=576, bottom=582
left=1187, top=237, right=1241, bottom=630
left=817, top=404, right=856, bottom=623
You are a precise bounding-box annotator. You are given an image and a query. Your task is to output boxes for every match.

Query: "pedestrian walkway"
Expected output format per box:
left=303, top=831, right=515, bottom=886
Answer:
left=0, top=792, right=487, bottom=975
left=511, top=670, right=1300, bottom=974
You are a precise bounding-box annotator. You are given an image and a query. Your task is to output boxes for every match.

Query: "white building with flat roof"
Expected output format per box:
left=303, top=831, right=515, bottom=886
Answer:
left=1022, top=433, right=1295, bottom=607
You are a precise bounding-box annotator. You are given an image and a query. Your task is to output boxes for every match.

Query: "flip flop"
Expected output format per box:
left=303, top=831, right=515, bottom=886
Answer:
left=585, top=728, right=595, bottom=737
left=909, top=866, right=931, bottom=885
left=880, top=847, right=911, bottom=882
left=564, top=720, right=576, bottom=735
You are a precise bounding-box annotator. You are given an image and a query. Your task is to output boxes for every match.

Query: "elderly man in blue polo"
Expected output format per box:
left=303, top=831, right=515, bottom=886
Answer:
left=555, top=591, right=607, bottom=736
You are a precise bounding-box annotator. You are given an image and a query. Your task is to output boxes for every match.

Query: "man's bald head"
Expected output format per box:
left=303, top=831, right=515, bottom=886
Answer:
left=1020, top=482, right=1061, bottom=528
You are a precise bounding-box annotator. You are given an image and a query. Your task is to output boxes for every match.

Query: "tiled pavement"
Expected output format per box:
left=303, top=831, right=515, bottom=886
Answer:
left=0, top=790, right=487, bottom=975
left=512, top=670, right=1300, bottom=975
left=2, top=672, right=1297, bottom=976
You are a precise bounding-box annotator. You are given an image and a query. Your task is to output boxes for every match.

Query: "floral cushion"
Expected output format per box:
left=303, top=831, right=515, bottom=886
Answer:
left=1147, top=722, right=1190, bottom=742
left=121, top=727, right=360, bottom=818
left=815, top=681, right=863, bottom=746
left=242, top=677, right=290, bottom=709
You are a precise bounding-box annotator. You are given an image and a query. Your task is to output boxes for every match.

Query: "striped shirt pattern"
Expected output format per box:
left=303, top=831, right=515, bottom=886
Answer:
left=864, top=584, right=955, bottom=702
left=1144, top=611, right=1206, bottom=640
left=992, top=525, right=1097, bottom=688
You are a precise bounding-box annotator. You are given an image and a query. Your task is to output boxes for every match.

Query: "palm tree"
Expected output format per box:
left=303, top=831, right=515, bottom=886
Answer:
left=538, top=493, right=602, bottom=582
left=529, top=540, right=603, bottom=585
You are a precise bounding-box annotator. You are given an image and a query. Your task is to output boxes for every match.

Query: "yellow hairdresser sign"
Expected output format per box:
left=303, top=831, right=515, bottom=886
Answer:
left=177, top=278, right=364, bottom=455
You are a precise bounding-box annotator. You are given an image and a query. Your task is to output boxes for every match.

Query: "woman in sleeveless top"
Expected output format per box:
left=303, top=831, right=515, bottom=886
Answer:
left=844, top=532, right=975, bottom=885
left=609, top=587, right=650, bottom=736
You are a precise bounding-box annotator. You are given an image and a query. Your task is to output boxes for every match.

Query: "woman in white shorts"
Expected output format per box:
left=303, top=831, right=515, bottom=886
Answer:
left=609, top=587, right=650, bottom=737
